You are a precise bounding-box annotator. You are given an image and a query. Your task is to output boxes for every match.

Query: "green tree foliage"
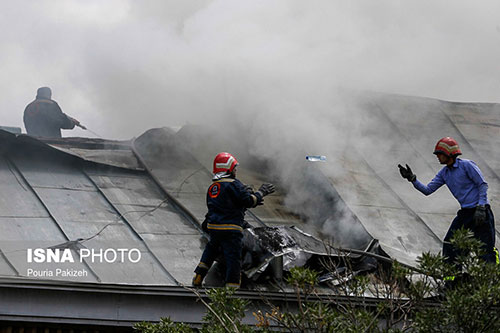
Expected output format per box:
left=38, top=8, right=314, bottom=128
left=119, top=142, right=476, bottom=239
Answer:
left=200, top=287, right=252, bottom=333
left=414, top=229, right=500, bottom=333
left=134, top=228, right=500, bottom=332
left=134, top=317, right=193, bottom=333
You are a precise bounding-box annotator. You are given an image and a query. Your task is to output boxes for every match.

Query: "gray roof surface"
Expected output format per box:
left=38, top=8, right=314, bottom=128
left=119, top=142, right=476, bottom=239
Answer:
left=0, top=93, right=499, bottom=290
left=347, top=94, right=500, bottom=263
left=0, top=135, right=178, bottom=284
left=0, top=128, right=317, bottom=287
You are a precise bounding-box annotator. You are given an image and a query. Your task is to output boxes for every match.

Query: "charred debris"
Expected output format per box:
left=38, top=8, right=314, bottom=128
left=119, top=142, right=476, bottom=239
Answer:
left=0, top=126, right=392, bottom=294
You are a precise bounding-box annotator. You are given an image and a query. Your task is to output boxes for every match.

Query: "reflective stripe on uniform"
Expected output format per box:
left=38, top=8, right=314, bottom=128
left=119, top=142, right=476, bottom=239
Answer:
left=207, top=223, right=243, bottom=232
left=494, top=248, right=499, bottom=265
left=198, top=262, right=210, bottom=270
left=214, top=178, right=235, bottom=183
left=251, top=194, right=257, bottom=206
left=225, top=282, right=240, bottom=288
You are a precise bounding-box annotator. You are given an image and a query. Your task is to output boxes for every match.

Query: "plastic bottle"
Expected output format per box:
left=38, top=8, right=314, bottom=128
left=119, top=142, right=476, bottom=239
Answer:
left=306, top=155, right=326, bottom=162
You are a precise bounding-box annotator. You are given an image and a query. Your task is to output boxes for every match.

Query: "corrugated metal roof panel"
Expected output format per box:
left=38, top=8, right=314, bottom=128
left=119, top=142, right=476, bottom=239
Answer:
left=363, top=94, right=500, bottom=250
left=52, top=147, right=143, bottom=171
left=0, top=253, right=17, bottom=277
left=88, top=172, right=200, bottom=235
left=72, top=238, right=174, bottom=285
left=167, top=193, right=208, bottom=222
left=133, top=128, right=211, bottom=227
left=1, top=91, right=498, bottom=290
left=141, top=233, right=205, bottom=285
left=0, top=144, right=178, bottom=285
left=0, top=158, right=50, bottom=218
left=104, top=203, right=199, bottom=235
left=33, top=188, right=120, bottom=225
left=0, top=92, right=499, bottom=324
left=0, top=217, right=98, bottom=282
left=87, top=170, right=202, bottom=285
left=318, top=146, right=443, bottom=266
left=443, top=103, right=500, bottom=172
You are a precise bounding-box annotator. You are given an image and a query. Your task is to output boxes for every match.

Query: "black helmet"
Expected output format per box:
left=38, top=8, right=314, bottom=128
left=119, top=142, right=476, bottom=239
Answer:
left=36, top=87, right=52, bottom=99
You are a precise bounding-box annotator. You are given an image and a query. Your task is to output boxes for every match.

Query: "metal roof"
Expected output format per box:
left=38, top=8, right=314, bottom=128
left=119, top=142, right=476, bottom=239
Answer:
left=171, top=94, right=500, bottom=267
left=0, top=92, right=499, bottom=326
left=0, top=127, right=343, bottom=288
left=352, top=93, right=500, bottom=262
left=0, top=132, right=178, bottom=285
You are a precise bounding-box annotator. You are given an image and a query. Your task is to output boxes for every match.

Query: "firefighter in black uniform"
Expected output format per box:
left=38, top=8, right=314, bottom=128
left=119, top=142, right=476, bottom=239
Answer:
left=193, top=152, right=275, bottom=288
left=23, top=87, right=83, bottom=138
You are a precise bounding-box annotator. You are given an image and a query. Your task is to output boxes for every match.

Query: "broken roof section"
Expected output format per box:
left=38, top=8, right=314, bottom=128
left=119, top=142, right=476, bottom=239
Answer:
left=170, top=94, right=500, bottom=267
left=0, top=127, right=369, bottom=287
left=0, top=92, right=498, bottom=288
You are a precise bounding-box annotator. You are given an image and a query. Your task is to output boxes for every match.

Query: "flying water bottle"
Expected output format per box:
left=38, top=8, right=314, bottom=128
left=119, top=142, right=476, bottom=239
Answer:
left=306, top=155, right=326, bottom=162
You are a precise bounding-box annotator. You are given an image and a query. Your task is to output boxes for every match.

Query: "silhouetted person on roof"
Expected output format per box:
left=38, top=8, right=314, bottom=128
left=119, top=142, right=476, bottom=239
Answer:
left=23, top=87, right=82, bottom=138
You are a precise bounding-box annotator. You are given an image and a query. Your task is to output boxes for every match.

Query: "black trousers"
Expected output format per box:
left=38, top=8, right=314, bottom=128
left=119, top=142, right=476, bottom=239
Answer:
left=443, top=205, right=496, bottom=264
left=195, top=230, right=243, bottom=286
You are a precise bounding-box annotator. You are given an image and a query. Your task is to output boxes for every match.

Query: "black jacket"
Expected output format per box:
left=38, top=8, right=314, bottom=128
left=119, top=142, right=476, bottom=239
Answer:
left=23, top=98, right=75, bottom=138
left=205, top=178, right=263, bottom=232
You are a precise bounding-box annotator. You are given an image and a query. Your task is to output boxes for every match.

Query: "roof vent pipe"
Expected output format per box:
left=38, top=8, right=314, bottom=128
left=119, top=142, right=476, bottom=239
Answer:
left=269, top=255, right=283, bottom=282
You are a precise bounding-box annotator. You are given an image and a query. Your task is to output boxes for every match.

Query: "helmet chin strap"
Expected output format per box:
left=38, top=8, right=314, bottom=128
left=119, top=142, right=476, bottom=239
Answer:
left=212, top=172, right=232, bottom=181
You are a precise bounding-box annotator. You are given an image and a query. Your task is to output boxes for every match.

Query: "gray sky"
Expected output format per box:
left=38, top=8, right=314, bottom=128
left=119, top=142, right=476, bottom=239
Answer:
left=1, top=0, right=500, bottom=139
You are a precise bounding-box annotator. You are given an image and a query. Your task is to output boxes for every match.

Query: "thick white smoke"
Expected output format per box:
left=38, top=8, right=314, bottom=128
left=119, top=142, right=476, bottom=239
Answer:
left=1, top=1, right=499, bottom=246
left=1, top=1, right=499, bottom=139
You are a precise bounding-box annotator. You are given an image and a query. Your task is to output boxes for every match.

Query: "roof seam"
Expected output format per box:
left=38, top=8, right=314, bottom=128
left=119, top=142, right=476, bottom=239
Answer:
left=82, top=169, right=180, bottom=286
left=5, top=155, right=102, bottom=282
left=130, top=142, right=207, bottom=237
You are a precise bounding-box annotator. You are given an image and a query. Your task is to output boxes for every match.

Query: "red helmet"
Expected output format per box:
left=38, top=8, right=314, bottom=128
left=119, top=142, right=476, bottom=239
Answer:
left=434, top=137, right=461, bottom=157
left=213, top=152, right=238, bottom=174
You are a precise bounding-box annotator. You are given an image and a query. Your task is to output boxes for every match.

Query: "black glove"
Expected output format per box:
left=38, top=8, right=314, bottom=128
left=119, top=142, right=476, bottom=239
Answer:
left=473, top=205, right=487, bottom=227
left=257, top=183, right=275, bottom=197
left=244, top=184, right=254, bottom=194
left=398, top=164, right=416, bottom=182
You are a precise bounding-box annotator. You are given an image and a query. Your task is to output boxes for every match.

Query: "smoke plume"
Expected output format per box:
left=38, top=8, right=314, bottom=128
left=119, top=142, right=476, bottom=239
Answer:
left=2, top=1, right=500, bottom=247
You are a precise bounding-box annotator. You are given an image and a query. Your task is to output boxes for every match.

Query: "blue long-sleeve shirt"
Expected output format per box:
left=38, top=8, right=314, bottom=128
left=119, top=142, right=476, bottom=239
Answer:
left=412, top=158, right=489, bottom=208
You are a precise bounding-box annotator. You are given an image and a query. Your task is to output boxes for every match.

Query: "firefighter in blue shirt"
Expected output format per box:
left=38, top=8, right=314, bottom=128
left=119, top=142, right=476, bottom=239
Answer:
left=398, top=137, right=496, bottom=264
left=193, top=152, right=275, bottom=288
